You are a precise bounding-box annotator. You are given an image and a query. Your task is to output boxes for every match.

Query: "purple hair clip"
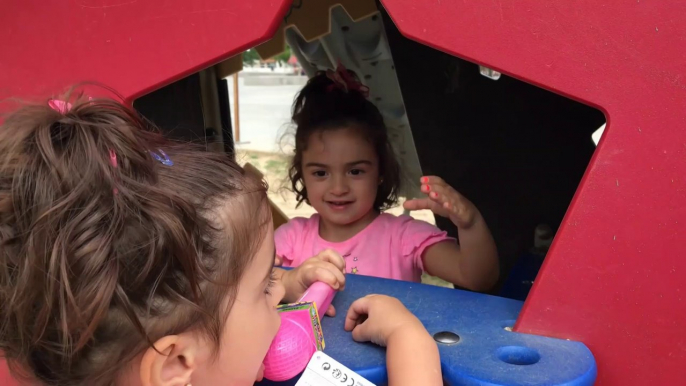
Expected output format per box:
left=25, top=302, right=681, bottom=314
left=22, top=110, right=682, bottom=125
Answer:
left=150, top=149, right=173, bottom=166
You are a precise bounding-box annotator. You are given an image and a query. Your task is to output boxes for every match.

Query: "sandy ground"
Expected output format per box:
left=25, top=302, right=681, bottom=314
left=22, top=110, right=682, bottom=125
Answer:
left=235, top=149, right=452, bottom=288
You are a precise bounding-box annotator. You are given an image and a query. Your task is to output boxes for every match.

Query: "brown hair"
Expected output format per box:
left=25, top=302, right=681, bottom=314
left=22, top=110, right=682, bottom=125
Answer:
left=288, top=71, right=401, bottom=211
left=0, top=93, right=269, bottom=385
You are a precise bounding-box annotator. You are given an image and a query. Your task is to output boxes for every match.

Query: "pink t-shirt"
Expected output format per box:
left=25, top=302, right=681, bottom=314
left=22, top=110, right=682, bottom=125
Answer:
left=275, top=213, right=453, bottom=282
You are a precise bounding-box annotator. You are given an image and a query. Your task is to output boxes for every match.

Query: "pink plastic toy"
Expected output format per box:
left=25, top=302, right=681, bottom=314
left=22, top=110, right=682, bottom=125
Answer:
left=262, top=281, right=336, bottom=381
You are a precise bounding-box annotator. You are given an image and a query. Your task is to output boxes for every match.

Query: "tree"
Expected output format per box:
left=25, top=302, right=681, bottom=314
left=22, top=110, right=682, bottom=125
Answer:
left=243, top=49, right=260, bottom=65
left=274, top=45, right=292, bottom=64
left=243, top=45, right=292, bottom=65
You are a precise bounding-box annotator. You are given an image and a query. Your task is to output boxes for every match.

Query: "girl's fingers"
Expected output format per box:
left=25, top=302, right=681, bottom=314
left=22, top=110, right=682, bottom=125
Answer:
left=315, top=249, right=346, bottom=272
left=403, top=197, right=434, bottom=211
left=325, top=305, right=336, bottom=317
left=304, top=266, right=342, bottom=290
left=344, top=297, right=370, bottom=331
left=420, top=176, right=447, bottom=186
left=422, top=181, right=450, bottom=197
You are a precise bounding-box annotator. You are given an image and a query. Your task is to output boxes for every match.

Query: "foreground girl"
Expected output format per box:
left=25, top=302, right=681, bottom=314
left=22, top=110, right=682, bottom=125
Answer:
left=0, top=95, right=441, bottom=385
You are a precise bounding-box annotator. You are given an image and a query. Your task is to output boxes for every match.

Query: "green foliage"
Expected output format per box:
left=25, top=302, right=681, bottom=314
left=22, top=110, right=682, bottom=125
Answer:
left=243, top=45, right=292, bottom=65
left=243, top=49, right=260, bottom=64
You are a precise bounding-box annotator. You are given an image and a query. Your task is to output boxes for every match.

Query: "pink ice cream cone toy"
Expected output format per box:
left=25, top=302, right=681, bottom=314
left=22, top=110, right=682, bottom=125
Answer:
left=262, top=281, right=336, bottom=381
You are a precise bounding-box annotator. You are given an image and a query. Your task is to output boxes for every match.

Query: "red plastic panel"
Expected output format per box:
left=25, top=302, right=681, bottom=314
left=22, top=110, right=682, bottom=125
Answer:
left=0, top=0, right=290, bottom=104
left=0, top=0, right=290, bottom=383
left=380, top=0, right=685, bottom=384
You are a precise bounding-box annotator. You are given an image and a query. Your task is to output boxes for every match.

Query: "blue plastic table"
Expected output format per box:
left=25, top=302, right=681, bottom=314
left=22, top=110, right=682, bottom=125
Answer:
left=257, top=274, right=596, bottom=386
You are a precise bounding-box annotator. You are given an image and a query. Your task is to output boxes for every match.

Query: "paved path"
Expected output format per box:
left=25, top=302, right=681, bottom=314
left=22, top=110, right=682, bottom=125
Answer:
left=226, top=76, right=300, bottom=153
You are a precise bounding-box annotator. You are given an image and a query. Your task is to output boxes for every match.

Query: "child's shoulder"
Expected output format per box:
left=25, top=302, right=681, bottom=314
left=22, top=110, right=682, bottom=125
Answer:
left=377, top=213, right=439, bottom=232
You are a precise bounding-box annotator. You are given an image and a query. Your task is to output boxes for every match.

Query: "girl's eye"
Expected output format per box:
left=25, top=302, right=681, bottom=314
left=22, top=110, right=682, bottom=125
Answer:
left=264, top=270, right=277, bottom=295
left=349, top=169, right=365, bottom=176
left=312, top=170, right=328, bottom=177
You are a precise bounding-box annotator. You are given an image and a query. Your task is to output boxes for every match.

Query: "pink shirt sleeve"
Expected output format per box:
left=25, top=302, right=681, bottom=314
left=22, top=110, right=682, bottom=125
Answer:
left=397, top=216, right=454, bottom=271
left=274, top=217, right=307, bottom=267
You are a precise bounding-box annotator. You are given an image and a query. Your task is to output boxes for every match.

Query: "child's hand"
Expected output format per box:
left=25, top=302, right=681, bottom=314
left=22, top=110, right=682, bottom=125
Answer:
left=404, top=176, right=480, bottom=229
left=280, top=249, right=346, bottom=316
left=344, top=295, right=426, bottom=347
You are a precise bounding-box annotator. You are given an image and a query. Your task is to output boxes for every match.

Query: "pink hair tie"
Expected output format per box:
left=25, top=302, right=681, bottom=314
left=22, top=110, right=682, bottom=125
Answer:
left=325, top=63, right=370, bottom=98
left=48, top=98, right=119, bottom=194
left=48, top=97, right=94, bottom=114
left=47, top=99, right=73, bottom=114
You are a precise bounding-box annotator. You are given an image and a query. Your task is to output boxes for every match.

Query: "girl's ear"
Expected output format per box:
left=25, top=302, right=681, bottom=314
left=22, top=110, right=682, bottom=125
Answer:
left=139, top=335, right=199, bottom=386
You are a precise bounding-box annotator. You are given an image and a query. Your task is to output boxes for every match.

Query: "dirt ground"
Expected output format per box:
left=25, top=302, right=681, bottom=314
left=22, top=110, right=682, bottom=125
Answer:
left=236, top=150, right=452, bottom=288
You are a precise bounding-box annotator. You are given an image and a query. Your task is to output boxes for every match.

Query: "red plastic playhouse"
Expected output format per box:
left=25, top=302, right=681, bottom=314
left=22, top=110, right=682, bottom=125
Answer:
left=1, top=1, right=684, bottom=385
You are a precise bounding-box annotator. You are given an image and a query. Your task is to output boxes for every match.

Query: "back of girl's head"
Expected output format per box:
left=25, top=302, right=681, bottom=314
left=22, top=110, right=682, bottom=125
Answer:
left=0, top=93, right=269, bottom=385
left=289, top=69, right=401, bottom=211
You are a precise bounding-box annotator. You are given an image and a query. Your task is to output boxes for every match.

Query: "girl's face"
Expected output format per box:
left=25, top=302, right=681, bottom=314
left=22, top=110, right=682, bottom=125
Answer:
left=192, top=223, right=285, bottom=385
left=301, top=127, right=380, bottom=227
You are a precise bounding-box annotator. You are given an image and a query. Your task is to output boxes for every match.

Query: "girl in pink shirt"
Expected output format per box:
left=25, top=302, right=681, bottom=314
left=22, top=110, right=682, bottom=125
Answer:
left=276, top=66, right=499, bottom=291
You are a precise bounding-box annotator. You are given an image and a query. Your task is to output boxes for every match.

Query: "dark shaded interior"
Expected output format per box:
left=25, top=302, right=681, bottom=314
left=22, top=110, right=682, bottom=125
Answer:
left=134, top=73, right=234, bottom=153
left=378, top=5, right=605, bottom=293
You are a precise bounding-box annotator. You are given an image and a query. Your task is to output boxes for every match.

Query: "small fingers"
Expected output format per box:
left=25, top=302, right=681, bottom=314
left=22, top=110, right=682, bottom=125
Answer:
left=325, top=304, right=336, bottom=317
left=304, top=266, right=342, bottom=290
left=420, top=176, right=447, bottom=186
left=344, top=297, right=370, bottom=331
left=350, top=324, right=369, bottom=343
left=344, top=295, right=379, bottom=331
left=403, top=198, right=435, bottom=211
left=315, top=249, right=346, bottom=272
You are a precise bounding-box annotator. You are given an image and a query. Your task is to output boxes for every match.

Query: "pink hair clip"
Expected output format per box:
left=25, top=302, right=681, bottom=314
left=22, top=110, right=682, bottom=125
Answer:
left=48, top=99, right=73, bottom=114
left=48, top=97, right=94, bottom=114
left=48, top=98, right=120, bottom=194
left=325, top=63, right=370, bottom=98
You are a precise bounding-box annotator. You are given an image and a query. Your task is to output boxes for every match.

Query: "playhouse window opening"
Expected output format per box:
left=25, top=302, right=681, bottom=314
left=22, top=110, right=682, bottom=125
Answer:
left=133, top=1, right=607, bottom=300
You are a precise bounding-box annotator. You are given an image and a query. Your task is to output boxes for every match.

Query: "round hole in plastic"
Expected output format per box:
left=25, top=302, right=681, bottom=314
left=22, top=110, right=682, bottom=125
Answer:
left=496, top=346, right=541, bottom=366
left=342, top=25, right=349, bottom=32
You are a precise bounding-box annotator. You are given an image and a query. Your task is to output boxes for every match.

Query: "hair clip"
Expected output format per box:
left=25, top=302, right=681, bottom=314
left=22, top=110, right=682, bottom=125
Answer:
left=48, top=97, right=94, bottom=114
left=48, top=99, right=73, bottom=114
left=150, top=149, right=173, bottom=166
left=325, top=62, right=370, bottom=98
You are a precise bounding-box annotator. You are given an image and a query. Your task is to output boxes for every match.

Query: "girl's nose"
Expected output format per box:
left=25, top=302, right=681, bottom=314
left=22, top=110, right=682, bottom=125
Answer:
left=330, top=175, right=349, bottom=195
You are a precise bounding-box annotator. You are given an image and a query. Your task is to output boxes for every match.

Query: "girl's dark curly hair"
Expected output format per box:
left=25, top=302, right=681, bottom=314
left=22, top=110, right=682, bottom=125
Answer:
left=288, top=70, right=400, bottom=211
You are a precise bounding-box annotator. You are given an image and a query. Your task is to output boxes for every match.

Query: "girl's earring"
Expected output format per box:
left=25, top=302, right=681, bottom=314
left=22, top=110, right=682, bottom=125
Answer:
left=379, top=178, right=384, bottom=185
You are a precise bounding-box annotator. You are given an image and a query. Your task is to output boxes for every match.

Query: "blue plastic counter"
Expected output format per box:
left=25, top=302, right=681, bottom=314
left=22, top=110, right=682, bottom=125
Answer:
left=257, top=274, right=596, bottom=386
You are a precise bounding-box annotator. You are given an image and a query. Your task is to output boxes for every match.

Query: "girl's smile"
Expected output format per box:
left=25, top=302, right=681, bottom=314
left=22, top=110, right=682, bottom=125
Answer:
left=301, top=127, right=381, bottom=241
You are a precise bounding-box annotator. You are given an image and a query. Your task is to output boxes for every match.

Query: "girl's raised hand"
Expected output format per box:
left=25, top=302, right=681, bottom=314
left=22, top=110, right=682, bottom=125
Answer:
left=403, top=176, right=480, bottom=229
